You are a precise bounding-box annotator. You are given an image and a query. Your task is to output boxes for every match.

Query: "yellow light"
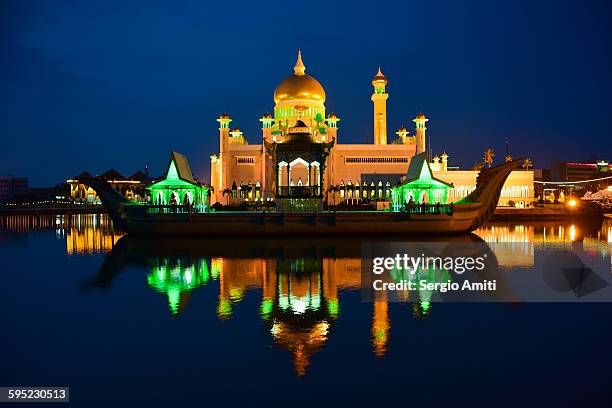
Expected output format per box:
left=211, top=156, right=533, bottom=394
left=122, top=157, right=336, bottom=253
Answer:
left=568, top=199, right=577, bottom=207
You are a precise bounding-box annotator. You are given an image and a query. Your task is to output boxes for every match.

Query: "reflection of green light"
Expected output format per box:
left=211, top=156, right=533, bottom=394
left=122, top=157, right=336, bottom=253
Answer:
left=217, top=298, right=232, bottom=319
left=279, top=295, right=289, bottom=311
left=147, top=258, right=211, bottom=315
left=260, top=299, right=273, bottom=319
left=200, top=260, right=210, bottom=283
left=168, top=287, right=180, bottom=315
left=229, top=287, right=243, bottom=301
left=375, top=329, right=387, bottom=340
left=421, top=301, right=430, bottom=312
left=327, top=299, right=339, bottom=318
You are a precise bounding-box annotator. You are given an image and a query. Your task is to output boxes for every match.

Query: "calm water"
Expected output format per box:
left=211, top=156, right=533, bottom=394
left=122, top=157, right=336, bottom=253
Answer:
left=1, top=214, right=612, bottom=406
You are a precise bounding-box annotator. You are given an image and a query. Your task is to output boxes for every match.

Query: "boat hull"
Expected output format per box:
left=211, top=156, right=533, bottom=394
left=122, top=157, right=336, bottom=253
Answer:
left=119, top=209, right=481, bottom=236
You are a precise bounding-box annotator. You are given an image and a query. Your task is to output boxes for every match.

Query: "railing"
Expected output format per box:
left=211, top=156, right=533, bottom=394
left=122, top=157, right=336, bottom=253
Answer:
left=395, top=202, right=454, bottom=215
left=145, top=204, right=208, bottom=214
left=277, top=186, right=322, bottom=197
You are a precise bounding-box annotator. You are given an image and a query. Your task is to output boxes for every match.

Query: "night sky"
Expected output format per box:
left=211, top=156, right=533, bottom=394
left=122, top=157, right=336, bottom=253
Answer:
left=1, top=0, right=611, bottom=186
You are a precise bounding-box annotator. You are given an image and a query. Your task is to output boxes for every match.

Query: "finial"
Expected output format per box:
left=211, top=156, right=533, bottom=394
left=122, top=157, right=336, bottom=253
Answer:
left=294, top=49, right=306, bottom=75
left=372, top=67, right=388, bottom=84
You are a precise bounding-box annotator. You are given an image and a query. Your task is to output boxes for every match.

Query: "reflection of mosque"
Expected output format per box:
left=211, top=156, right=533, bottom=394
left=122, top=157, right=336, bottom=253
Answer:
left=85, top=236, right=443, bottom=376
left=73, top=218, right=611, bottom=376
left=210, top=249, right=371, bottom=376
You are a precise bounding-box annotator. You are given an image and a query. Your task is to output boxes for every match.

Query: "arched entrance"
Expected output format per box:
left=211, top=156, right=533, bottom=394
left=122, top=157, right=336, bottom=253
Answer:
left=419, top=191, right=429, bottom=204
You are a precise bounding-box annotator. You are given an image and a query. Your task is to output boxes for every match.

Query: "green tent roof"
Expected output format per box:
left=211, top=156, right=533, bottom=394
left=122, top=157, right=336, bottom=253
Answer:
left=400, top=152, right=453, bottom=187
left=163, top=151, right=198, bottom=185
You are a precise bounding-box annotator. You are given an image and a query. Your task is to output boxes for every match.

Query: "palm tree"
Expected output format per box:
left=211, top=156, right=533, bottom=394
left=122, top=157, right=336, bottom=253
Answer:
left=483, top=148, right=495, bottom=168
left=222, top=188, right=232, bottom=205
left=523, top=158, right=533, bottom=170
left=504, top=154, right=513, bottom=162
left=472, top=162, right=485, bottom=171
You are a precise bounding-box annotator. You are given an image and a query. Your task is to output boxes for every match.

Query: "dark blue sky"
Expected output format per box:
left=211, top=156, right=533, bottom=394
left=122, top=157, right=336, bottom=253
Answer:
left=1, top=0, right=611, bottom=186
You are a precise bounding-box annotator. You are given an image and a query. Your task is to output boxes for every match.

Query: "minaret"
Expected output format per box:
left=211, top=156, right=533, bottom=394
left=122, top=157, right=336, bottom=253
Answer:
left=441, top=152, right=448, bottom=171
left=371, top=68, right=388, bottom=145
left=326, top=112, right=340, bottom=141
left=260, top=112, right=273, bottom=142
left=216, top=113, right=232, bottom=202
left=260, top=113, right=274, bottom=198
left=413, top=113, right=428, bottom=154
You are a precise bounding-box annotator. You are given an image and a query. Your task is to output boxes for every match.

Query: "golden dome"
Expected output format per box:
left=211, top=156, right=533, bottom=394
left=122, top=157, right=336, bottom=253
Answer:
left=274, top=51, right=326, bottom=104
left=415, top=113, right=427, bottom=120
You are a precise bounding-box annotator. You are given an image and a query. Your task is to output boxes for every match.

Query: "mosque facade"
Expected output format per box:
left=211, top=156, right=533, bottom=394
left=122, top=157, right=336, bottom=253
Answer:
left=209, top=51, right=534, bottom=208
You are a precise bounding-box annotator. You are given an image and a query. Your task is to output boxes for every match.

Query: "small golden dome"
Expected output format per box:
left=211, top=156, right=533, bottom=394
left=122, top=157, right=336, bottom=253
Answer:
left=415, top=113, right=427, bottom=120
left=274, top=51, right=326, bottom=104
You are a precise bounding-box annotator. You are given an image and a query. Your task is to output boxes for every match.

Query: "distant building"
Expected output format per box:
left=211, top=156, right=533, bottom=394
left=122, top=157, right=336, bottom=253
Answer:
left=67, top=169, right=152, bottom=203
left=551, top=160, right=611, bottom=182
left=0, top=176, right=28, bottom=202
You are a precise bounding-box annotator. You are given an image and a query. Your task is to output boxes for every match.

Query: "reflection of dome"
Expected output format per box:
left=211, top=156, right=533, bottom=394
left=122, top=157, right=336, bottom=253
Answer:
left=270, top=320, right=330, bottom=377
left=274, top=51, right=326, bottom=104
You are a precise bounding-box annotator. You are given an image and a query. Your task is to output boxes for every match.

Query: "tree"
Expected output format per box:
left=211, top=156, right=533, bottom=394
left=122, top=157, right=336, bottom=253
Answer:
left=222, top=188, right=232, bottom=205
left=483, top=148, right=495, bottom=168
left=504, top=154, right=513, bottom=162
left=523, top=158, right=533, bottom=170
left=472, top=162, right=485, bottom=171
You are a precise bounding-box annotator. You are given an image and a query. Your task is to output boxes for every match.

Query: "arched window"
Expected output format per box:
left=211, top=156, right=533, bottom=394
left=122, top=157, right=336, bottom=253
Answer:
left=340, top=181, right=345, bottom=198
left=184, top=191, right=193, bottom=205
left=405, top=190, right=414, bottom=203
left=385, top=181, right=391, bottom=199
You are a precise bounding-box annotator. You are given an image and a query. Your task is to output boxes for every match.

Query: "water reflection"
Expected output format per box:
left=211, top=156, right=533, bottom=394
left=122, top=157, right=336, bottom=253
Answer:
left=2, top=214, right=611, bottom=377
left=84, top=235, right=490, bottom=375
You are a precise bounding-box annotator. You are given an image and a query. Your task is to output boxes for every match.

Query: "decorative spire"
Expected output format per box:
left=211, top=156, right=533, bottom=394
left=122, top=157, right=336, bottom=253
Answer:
left=294, top=49, right=306, bottom=75
left=372, top=67, right=388, bottom=85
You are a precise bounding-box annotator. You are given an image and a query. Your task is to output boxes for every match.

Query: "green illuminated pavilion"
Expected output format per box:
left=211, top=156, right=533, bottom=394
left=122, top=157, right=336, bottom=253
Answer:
left=148, top=151, right=209, bottom=212
left=391, top=152, right=453, bottom=211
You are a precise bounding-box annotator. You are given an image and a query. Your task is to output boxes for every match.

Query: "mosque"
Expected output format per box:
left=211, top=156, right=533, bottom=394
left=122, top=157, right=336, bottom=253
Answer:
left=209, top=51, right=533, bottom=208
